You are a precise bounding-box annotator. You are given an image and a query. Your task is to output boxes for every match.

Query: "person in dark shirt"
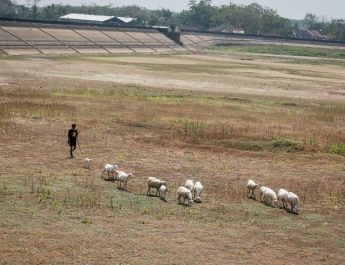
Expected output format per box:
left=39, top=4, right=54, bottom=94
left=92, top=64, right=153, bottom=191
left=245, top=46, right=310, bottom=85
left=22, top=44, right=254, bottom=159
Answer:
left=68, top=124, right=78, bottom=158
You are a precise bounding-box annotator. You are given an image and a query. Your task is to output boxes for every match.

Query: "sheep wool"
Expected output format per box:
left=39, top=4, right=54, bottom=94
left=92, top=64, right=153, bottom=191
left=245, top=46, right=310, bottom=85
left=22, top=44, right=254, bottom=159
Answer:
left=277, top=188, right=289, bottom=209
left=193, top=181, right=204, bottom=203
left=147, top=177, right=167, bottom=197
left=247, top=179, right=259, bottom=199
left=116, top=170, right=133, bottom=190
left=287, top=192, right=300, bottom=214
left=177, top=186, right=193, bottom=206
left=83, top=158, right=92, bottom=169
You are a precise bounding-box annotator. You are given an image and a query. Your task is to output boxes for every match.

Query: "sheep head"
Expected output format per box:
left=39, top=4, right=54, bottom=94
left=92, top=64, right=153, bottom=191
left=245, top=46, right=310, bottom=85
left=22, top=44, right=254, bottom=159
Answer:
left=274, top=199, right=278, bottom=208
left=194, top=197, right=202, bottom=203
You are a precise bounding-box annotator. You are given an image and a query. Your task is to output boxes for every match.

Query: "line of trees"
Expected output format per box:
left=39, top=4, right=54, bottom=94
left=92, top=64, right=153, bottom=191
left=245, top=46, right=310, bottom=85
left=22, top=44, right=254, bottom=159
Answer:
left=180, top=1, right=292, bottom=36
left=1, top=0, right=344, bottom=40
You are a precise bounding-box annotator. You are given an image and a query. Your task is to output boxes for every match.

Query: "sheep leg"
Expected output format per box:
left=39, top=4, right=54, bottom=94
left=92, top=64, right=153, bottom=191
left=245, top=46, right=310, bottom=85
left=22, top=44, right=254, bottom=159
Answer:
left=147, top=187, right=151, bottom=195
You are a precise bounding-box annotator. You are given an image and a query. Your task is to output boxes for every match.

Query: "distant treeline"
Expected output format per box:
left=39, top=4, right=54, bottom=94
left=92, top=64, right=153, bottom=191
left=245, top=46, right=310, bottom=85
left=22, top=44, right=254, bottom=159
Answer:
left=1, top=0, right=344, bottom=41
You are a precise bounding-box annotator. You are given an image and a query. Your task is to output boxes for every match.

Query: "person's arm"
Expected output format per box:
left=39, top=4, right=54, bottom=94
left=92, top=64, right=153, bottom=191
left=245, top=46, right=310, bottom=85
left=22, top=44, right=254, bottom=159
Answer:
left=68, top=129, right=71, bottom=144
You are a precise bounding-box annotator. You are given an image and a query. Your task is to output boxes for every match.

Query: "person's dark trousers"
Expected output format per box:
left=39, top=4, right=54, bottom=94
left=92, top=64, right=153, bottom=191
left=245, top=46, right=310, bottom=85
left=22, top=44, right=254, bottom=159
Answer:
left=70, top=145, right=76, bottom=158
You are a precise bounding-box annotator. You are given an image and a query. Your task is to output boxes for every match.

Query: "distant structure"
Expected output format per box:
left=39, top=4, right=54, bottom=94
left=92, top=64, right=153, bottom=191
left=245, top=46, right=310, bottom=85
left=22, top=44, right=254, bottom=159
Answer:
left=60, top=13, right=137, bottom=25
left=180, top=25, right=203, bottom=31
left=209, top=23, right=245, bottom=34
left=293, top=29, right=335, bottom=41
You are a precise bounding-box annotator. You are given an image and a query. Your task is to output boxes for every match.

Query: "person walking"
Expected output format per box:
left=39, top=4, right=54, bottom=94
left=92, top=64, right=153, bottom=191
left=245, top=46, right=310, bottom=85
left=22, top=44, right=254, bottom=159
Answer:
left=68, top=124, right=78, bottom=158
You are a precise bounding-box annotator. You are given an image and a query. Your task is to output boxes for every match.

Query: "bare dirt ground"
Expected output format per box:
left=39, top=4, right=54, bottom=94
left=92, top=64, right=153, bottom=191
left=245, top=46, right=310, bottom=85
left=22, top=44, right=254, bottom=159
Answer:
left=0, top=51, right=344, bottom=265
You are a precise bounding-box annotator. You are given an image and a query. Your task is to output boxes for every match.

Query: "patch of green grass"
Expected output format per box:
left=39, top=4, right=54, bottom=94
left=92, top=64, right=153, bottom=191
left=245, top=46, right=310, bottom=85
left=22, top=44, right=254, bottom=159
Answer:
left=208, top=45, right=345, bottom=59
left=330, top=143, right=345, bottom=156
left=211, top=138, right=303, bottom=152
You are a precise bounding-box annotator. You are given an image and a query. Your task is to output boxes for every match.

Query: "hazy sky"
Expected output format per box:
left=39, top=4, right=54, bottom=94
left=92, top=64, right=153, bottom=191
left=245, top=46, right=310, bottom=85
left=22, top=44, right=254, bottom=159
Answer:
left=15, top=0, right=345, bottom=20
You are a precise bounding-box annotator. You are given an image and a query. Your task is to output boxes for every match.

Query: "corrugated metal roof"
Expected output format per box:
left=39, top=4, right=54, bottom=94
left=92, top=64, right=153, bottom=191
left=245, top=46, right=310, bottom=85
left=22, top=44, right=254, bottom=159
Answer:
left=116, top=17, right=137, bottom=23
left=60, top=13, right=115, bottom=22
left=60, top=13, right=137, bottom=24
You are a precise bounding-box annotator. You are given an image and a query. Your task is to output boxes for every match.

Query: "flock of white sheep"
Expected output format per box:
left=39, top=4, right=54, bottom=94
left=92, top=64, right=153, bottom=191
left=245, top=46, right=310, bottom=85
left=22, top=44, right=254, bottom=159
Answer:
left=247, top=179, right=301, bottom=214
left=83, top=158, right=204, bottom=206
left=83, top=158, right=300, bottom=213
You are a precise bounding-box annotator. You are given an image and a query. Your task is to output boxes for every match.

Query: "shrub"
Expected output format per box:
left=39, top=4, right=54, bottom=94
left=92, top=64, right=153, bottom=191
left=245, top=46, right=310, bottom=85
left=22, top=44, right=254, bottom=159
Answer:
left=330, top=143, right=345, bottom=156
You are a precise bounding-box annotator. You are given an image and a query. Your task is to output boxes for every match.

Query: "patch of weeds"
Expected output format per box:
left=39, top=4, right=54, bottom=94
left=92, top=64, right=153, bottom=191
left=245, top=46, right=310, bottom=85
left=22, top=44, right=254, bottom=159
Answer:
left=271, top=138, right=302, bottom=151
left=81, top=217, right=93, bottom=224
left=156, top=207, right=169, bottom=220
left=50, top=200, right=64, bottom=215
left=330, top=143, right=345, bottom=156
left=0, top=185, right=13, bottom=196
left=281, top=102, right=298, bottom=107
left=78, top=191, right=101, bottom=208
left=182, top=120, right=208, bottom=138
left=212, top=138, right=303, bottom=152
left=308, top=112, right=334, bottom=122
left=37, top=187, right=52, bottom=203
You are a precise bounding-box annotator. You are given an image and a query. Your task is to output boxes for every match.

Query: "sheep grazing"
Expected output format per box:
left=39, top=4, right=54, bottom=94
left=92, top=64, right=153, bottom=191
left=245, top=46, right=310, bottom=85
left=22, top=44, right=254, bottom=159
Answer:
left=259, top=186, right=269, bottom=202
left=184, top=179, right=194, bottom=191
left=102, top=163, right=118, bottom=181
left=287, top=192, right=300, bottom=214
left=247, top=180, right=259, bottom=199
left=83, top=158, right=92, bottom=169
left=177, top=186, right=193, bottom=207
left=262, top=188, right=278, bottom=207
left=193, top=181, right=204, bottom=203
left=116, top=170, right=133, bottom=190
left=159, top=185, right=168, bottom=201
left=277, top=188, right=289, bottom=209
left=147, top=177, right=167, bottom=197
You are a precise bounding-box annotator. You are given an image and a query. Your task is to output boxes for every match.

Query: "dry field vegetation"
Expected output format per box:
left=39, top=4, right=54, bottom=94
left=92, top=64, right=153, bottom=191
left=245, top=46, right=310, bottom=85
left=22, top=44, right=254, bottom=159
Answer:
left=0, top=48, right=345, bottom=264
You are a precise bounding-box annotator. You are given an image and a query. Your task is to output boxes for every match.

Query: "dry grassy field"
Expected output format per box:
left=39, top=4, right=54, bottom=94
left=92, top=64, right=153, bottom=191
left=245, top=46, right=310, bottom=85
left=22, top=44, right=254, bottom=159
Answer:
left=0, top=49, right=345, bottom=265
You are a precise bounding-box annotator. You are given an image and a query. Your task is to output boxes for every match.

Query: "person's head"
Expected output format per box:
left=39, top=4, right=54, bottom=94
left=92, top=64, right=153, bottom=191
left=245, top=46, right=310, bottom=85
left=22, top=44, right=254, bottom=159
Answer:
left=72, top=124, right=77, bottom=129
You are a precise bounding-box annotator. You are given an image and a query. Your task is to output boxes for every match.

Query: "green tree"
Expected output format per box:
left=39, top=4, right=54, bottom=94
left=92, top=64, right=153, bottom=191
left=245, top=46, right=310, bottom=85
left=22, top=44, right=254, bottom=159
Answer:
left=304, top=13, right=318, bottom=29
left=181, top=0, right=217, bottom=29
left=330, top=19, right=345, bottom=41
left=0, top=0, right=16, bottom=17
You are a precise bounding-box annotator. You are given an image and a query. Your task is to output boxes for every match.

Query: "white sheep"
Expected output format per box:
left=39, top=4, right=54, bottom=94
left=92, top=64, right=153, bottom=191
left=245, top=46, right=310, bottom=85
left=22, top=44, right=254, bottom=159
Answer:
left=259, top=186, right=269, bottom=202
left=184, top=179, right=194, bottom=191
left=277, top=188, right=289, bottom=209
left=83, top=158, right=92, bottom=169
left=147, top=177, right=167, bottom=197
left=159, top=185, right=168, bottom=201
left=116, top=170, right=133, bottom=190
left=102, top=163, right=118, bottom=180
left=247, top=179, right=259, bottom=199
left=177, top=186, right=193, bottom=206
left=287, top=192, right=300, bottom=214
left=193, top=181, right=204, bottom=203
left=262, top=188, right=278, bottom=207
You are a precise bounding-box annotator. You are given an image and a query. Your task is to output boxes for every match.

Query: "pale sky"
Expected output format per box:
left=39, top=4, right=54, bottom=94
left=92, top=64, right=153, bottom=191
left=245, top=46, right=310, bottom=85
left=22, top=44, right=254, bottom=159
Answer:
left=15, top=0, right=345, bottom=20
